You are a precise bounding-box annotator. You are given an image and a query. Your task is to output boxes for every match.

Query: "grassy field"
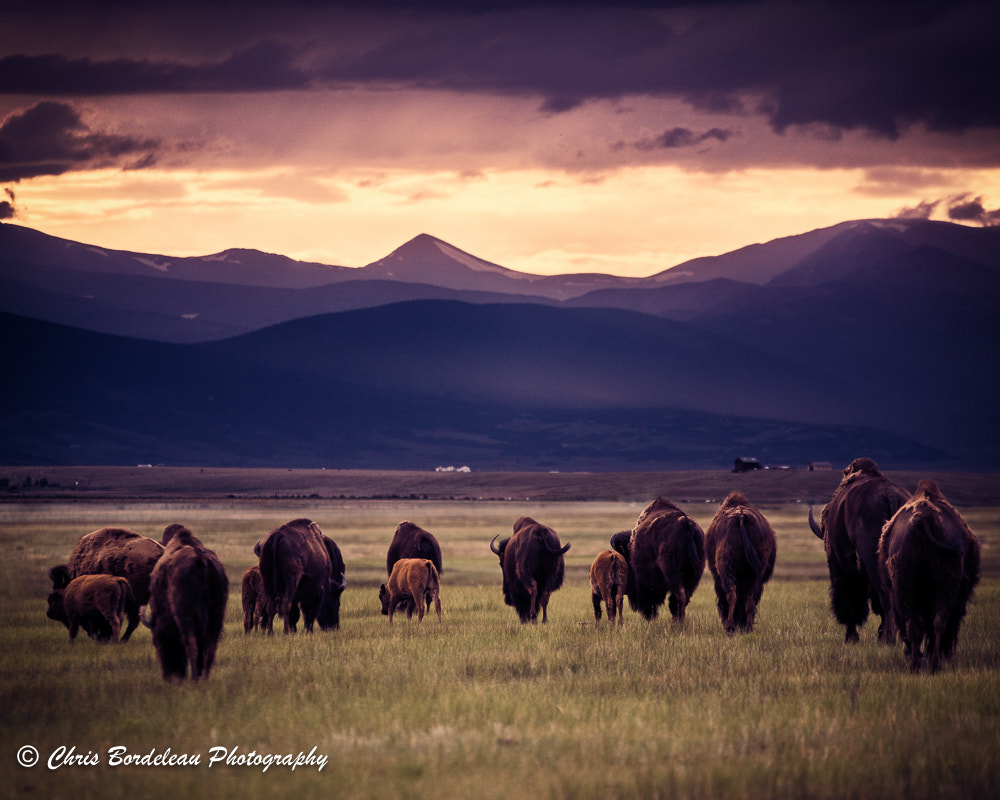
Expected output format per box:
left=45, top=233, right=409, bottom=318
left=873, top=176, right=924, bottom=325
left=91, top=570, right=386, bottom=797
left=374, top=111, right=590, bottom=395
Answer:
left=1, top=494, right=998, bottom=799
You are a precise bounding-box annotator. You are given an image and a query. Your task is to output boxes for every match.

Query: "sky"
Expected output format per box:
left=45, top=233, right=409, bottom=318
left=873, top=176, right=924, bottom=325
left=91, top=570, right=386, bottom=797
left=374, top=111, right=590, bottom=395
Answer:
left=1, top=0, right=999, bottom=277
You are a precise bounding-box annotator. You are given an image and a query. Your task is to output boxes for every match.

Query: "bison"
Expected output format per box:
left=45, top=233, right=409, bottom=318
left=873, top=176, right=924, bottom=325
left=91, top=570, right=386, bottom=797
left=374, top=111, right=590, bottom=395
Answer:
left=490, top=516, right=570, bottom=624
left=379, top=558, right=442, bottom=623
left=386, top=521, right=443, bottom=576
left=254, top=518, right=346, bottom=634
left=809, top=457, right=910, bottom=643
left=878, top=480, right=980, bottom=673
left=47, top=574, right=136, bottom=643
left=386, top=521, right=443, bottom=613
left=146, top=524, right=228, bottom=681
left=612, top=498, right=705, bottom=623
left=241, top=565, right=276, bottom=634
left=705, top=492, right=777, bottom=634
left=589, top=549, right=628, bottom=625
left=49, top=527, right=164, bottom=642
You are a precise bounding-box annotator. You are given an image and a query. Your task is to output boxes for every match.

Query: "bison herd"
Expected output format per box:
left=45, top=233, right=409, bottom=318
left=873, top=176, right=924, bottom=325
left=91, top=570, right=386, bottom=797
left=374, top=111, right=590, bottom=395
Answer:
left=45, top=458, right=981, bottom=679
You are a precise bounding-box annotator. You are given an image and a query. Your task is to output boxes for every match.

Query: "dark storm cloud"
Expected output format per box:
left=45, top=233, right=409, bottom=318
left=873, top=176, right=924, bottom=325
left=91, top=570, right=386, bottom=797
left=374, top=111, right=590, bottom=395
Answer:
left=2, top=0, right=997, bottom=145
left=0, top=101, right=162, bottom=181
left=946, top=194, right=1000, bottom=227
left=311, top=0, right=1000, bottom=138
left=0, top=41, right=310, bottom=95
left=626, top=127, right=735, bottom=151
left=893, top=194, right=1000, bottom=226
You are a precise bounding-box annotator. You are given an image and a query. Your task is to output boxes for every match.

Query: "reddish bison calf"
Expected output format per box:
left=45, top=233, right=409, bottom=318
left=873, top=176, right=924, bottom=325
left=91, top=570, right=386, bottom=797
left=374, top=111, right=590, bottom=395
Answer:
left=705, top=492, right=777, bottom=634
left=47, top=574, right=137, bottom=643
left=241, top=565, right=276, bottom=634
left=590, top=550, right=628, bottom=625
left=379, top=558, right=442, bottom=623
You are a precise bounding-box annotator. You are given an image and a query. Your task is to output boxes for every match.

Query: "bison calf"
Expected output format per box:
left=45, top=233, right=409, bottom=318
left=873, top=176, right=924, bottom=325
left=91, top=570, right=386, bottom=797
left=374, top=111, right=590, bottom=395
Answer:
left=379, top=558, right=441, bottom=623
left=705, top=492, right=777, bottom=634
left=47, top=574, right=137, bottom=643
left=241, top=566, right=276, bottom=633
left=590, top=550, right=628, bottom=624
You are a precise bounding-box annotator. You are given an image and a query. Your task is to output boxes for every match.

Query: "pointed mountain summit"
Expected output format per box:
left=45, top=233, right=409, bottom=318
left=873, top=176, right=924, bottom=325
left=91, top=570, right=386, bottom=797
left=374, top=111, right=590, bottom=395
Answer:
left=360, top=233, right=543, bottom=293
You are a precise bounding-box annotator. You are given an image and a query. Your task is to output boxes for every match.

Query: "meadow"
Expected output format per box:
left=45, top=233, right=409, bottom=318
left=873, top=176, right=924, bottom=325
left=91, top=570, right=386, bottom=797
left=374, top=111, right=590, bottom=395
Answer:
left=1, top=495, right=998, bottom=799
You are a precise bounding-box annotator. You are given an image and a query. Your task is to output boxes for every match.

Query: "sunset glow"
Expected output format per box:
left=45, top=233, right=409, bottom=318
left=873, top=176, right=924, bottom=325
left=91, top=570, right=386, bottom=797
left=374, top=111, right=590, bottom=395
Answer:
left=3, top=1, right=998, bottom=275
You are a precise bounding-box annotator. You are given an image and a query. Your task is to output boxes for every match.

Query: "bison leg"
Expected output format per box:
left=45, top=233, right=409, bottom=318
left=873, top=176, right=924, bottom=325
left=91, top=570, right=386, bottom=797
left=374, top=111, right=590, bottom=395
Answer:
left=828, top=555, right=869, bottom=643
left=614, top=589, right=624, bottom=624
left=432, top=592, right=441, bottom=622
left=592, top=590, right=603, bottom=622
left=119, top=597, right=141, bottom=642
left=724, top=586, right=739, bottom=634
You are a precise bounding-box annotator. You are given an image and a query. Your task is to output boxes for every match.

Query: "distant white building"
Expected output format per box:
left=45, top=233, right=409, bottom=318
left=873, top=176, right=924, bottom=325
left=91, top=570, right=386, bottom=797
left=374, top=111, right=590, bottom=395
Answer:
left=435, top=465, right=472, bottom=473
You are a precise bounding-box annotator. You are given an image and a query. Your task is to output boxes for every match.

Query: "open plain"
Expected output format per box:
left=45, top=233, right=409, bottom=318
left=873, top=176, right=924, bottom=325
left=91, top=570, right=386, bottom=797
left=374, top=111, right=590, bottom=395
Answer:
left=2, top=468, right=998, bottom=799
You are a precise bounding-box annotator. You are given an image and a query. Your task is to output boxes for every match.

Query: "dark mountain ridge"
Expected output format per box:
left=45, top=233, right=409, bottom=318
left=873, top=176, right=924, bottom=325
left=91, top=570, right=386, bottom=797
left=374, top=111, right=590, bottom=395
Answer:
left=2, top=217, right=997, bottom=470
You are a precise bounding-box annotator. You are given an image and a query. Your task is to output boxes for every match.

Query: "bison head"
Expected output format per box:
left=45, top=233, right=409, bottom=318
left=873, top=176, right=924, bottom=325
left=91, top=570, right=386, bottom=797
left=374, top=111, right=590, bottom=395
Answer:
left=609, top=530, right=632, bottom=563
left=46, top=590, right=68, bottom=625
left=489, top=535, right=510, bottom=563
left=49, top=564, right=72, bottom=589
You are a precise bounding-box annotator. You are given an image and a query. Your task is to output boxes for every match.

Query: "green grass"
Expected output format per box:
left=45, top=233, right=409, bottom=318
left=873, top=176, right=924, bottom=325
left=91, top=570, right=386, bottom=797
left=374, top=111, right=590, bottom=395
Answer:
left=2, top=499, right=998, bottom=799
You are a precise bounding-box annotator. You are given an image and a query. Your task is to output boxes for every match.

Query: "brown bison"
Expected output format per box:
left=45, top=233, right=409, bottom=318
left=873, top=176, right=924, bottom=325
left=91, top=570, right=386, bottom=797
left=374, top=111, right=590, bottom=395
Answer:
left=878, top=480, right=980, bottom=673
left=49, top=527, right=164, bottom=642
left=379, top=558, right=442, bottom=623
left=241, top=565, right=276, bottom=634
left=386, top=521, right=443, bottom=614
left=589, top=549, right=628, bottom=625
left=386, top=521, right=443, bottom=576
left=705, top=492, right=777, bottom=634
left=611, top=498, right=705, bottom=623
left=809, top=457, right=910, bottom=643
left=146, top=524, right=228, bottom=681
left=254, top=518, right=346, bottom=634
left=490, top=516, right=570, bottom=624
left=47, top=574, right=136, bottom=643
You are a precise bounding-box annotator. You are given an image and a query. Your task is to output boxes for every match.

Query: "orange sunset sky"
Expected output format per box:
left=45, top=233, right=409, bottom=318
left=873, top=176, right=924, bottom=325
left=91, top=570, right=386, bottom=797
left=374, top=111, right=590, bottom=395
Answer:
left=2, top=0, right=998, bottom=277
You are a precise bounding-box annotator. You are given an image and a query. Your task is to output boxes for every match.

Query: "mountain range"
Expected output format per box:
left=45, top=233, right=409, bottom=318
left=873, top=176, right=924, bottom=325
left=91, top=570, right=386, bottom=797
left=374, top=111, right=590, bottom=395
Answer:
left=2, top=218, right=998, bottom=471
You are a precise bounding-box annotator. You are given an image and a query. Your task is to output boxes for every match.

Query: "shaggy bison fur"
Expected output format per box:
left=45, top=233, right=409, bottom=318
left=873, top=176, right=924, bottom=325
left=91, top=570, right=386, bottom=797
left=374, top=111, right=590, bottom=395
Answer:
left=47, top=574, right=136, bottom=643
left=705, top=492, right=777, bottom=634
left=255, top=518, right=346, bottom=634
left=49, top=527, right=164, bottom=642
left=879, top=480, right=981, bottom=673
left=612, top=498, right=705, bottom=623
left=379, top=558, right=442, bottom=623
left=809, top=457, right=910, bottom=643
left=589, top=549, right=628, bottom=624
left=241, top=565, right=276, bottom=633
left=146, top=524, right=228, bottom=681
left=491, top=516, right=570, bottom=624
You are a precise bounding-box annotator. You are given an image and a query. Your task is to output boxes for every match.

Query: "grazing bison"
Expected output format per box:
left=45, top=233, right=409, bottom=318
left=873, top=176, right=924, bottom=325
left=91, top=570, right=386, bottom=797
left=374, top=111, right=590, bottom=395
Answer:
left=379, top=558, right=442, bottom=623
left=386, top=521, right=443, bottom=613
left=49, top=527, right=164, bottom=642
left=705, top=492, right=777, bottom=634
left=386, top=521, right=443, bottom=575
left=241, top=566, right=276, bottom=634
left=146, top=524, right=228, bottom=681
left=809, top=457, right=910, bottom=643
left=879, top=480, right=980, bottom=673
left=590, top=549, right=628, bottom=625
left=255, top=518, right=346, bottom=634
left=47, top=574, right=136, bottom=643
left=490, top=517, right=570, bottom=624
left=612, top=498, right=705, bottom=622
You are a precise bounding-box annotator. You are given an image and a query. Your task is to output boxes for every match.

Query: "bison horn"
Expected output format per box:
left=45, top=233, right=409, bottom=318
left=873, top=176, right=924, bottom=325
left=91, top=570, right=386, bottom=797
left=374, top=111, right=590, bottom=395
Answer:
left=808, top=506, right=824, bottom=539
left=490, top=534, right=501, bottom=555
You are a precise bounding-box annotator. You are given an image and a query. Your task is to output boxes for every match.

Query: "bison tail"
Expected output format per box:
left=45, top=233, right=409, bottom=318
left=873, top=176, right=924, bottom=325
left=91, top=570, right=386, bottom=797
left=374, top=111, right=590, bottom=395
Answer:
left=738, top=513, right=764, bottom=575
